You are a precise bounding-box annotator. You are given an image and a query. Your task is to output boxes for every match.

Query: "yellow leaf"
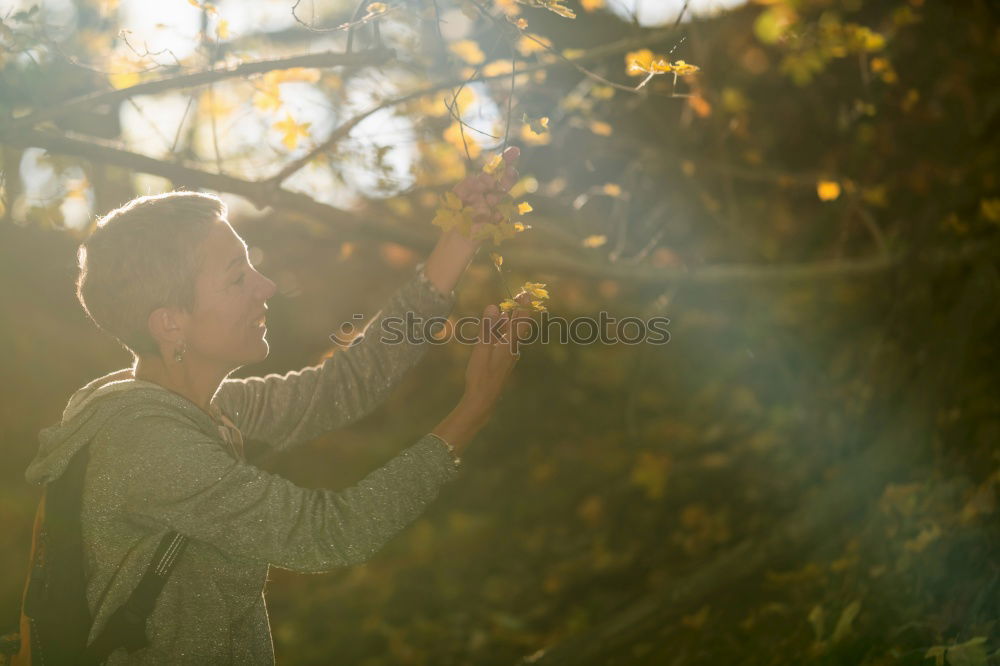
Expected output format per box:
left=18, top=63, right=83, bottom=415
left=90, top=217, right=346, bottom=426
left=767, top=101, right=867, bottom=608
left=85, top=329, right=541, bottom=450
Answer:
left=817, top=180, right=841, bottom=201
left=861, top=29, right=885, bottom=52
left=522, top=282, right=549, bottom=300
left=721, top=88, right=748, bottom=113
left=366, top=2, right=387, bottom=14
left=490, top=252, right=503, bottom=268
left=582, top=234, right=607, bottom=248
left=542, top=0, right=575, bottom=19
left=215, top=18, right=229, bottom=40
left=688, top=93, right=712, bottom=117
left=199, top=90, right=235, bottom=119
left=980, top=198, right=1000, bottom=223
left=903, top=523, right=941, bottom=553
left=517, top=34, right=552, bottom=57
left=108, top=69, right=140, bottom=90
left=562, top=48, right=585, bottom=59
left=418, top=87, right=475, bottom=118
left=651, top=58, right=673, bottom=73
left=495, top=0, right=520, bottom=15
left=672, top=60, right=700, bottom=76
left=520, top=123, right=551, bottom=146
left=602, top=183, right=622, bottom=197
left=499, top=299, right=518, bottom=312
left=517, top=201, right=533, bottom=214
left=273, top=113, right=311, bottom=150
left=432, top=210, right=456, bottom=232
left=263, top=68, right=321, bottom=85
left=443, top=122, right=481, bottom=159
left=830, top=600, right=861, bottom=643
left=187, top=0, right=200, bottom=6
left=630, top=451, right=671, bottom=500
left=681, top=605, right=710, bottom=630
left=253, top=84, right=282, bottom=112
left=64, top=179, right=89, bottom=200
left=591, top=85, right=614, bottom=99
left=625, top=49, right=654, bottom=76
left=808, top=605, right=825, bottom=641
left=483, top=153, right=503, bottom=174
left=515, top=18, right=528, bottom=29
left=449, top=39, right=485, bottom=65
left=862, top=185, right=888, bottom=207
left=513, top=222, right=531, bottom=232
left=754, top=5, right=796, bottom=45
left=482, top=60, right=514, bottom=78
left=526, top=116, right=549, bottom=134
left=589, top=120, right=613, bottom=136
left=581, top=0, right=604, bottom=11
left=530, top=300, right=547, bottom=312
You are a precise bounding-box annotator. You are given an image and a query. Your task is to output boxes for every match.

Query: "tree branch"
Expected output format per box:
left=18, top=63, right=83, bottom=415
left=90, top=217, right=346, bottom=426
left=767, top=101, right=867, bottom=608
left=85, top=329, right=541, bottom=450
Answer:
left=4, top=128, right=429, bottom=247
left=3, top=130, right=990, bottom=285
left=10, top=24, right=697, bottom=190
left=2, top=48, right=395, bottom=134
left=265, top=24, right=705, bottom=187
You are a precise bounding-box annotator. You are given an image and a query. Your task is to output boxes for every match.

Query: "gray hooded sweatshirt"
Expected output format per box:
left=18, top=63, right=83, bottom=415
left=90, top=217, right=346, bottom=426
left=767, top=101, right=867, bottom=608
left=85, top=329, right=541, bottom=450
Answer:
left=25, top=270, right=461, bottom=664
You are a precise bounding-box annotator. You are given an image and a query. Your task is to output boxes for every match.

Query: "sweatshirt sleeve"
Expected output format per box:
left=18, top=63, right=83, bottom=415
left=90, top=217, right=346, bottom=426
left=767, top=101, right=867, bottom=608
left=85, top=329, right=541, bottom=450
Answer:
left=112, top=413, right=460, bottom=573
left=214, top=266, right=454, bottom=461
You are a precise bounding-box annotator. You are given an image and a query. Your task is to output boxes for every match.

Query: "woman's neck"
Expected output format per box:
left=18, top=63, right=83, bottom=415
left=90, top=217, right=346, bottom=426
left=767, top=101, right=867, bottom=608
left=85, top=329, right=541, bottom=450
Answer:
left=132, top=355, right=229, bottom=414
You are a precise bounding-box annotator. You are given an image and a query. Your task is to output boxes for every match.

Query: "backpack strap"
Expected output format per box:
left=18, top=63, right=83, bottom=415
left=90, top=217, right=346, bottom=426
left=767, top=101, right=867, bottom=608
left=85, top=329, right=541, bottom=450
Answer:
left=81, top=530, right=188, bottom=665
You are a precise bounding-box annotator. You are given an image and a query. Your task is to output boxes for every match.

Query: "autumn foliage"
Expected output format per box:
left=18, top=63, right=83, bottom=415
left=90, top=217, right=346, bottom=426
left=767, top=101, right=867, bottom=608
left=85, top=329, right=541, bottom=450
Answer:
left=1, top=0, right=999, bottom=664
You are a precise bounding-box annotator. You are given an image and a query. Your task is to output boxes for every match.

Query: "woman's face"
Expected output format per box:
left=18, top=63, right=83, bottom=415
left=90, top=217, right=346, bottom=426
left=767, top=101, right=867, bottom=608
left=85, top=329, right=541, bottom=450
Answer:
left=181, top=219, right=277, bottom=372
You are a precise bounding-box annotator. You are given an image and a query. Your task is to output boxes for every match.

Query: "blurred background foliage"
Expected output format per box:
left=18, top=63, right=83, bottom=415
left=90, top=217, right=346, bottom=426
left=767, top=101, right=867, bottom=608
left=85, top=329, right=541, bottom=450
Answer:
left=1, top=0, right=999, bottom=663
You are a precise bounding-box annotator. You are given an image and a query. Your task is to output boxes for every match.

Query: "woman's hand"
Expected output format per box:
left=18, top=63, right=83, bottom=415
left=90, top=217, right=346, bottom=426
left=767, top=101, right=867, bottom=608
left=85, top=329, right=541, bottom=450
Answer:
left=422, top=147, right=520, bottom=295
left=432, top=297, right=530, bottom=455
left=452, top=147, right=520, bottom=227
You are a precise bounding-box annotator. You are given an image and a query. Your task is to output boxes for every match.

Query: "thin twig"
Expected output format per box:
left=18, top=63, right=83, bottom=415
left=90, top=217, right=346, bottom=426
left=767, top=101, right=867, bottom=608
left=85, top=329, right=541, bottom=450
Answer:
left=3, top=49, right=395, bottom=133
left=8, top=126, right=992, bottom=284
left=290, top=0, right=396, bottom=35
left=170, top=94, right=196, bottom=154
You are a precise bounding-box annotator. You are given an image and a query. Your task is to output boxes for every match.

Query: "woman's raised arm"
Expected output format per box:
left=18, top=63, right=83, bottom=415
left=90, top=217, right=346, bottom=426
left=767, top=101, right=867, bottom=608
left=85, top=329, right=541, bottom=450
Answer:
left=214, top=267, right=455, bottom=460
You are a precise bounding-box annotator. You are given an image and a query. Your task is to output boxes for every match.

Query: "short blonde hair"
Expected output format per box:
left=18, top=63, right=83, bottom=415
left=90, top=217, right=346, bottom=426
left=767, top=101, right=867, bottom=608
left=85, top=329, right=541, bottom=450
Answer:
left=76, top=191, right=227, bottom=357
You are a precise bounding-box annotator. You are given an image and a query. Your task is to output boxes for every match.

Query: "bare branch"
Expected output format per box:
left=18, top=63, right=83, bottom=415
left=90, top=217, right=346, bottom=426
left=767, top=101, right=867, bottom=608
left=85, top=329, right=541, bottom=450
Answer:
left=6, top=128, right=428, bottom=248
left=265, top=25, right=707, bottom=186
left=6, top=131, right=987, bottom=286
left=2, top=48, right=395, bottom=134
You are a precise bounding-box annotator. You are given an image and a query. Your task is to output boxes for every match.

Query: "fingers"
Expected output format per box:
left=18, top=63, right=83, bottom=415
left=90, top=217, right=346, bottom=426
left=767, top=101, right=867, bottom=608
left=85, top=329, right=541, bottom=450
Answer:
left=480, top=304, right=500, bottom=346
left=495, top=316, right=521, bottom=364
left=501, top=146, right=520, bottom=164
left=499, top=166, right=518, bottom=192
left=453, top=147, right=522, bottom=211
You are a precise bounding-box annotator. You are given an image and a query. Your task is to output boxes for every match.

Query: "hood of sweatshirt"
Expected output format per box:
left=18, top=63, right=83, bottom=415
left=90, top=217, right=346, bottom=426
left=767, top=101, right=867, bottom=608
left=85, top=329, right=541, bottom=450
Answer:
left=26, top=368, right=220, bottom=486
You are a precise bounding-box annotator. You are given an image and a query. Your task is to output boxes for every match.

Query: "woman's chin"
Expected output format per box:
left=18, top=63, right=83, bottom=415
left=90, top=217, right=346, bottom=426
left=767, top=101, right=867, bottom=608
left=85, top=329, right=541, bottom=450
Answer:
left=252, top=337, right=270, bottom=361
left=234, top=335, right=270, bottom=365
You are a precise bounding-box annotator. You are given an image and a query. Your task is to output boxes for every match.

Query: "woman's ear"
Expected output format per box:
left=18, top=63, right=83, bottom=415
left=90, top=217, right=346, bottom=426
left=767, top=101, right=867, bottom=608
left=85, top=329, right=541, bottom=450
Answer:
left=147, top=307, right=186, bottom=348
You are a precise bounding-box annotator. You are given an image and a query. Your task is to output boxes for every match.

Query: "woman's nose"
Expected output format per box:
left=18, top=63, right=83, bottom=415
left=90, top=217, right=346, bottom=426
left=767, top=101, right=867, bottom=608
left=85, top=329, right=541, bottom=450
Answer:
left=257, top=272, right=278, bottom=300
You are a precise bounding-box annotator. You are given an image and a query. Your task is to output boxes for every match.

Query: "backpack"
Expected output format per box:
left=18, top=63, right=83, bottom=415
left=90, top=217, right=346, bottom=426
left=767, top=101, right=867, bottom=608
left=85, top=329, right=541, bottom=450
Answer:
left=2, top=444, right=187, bottom=666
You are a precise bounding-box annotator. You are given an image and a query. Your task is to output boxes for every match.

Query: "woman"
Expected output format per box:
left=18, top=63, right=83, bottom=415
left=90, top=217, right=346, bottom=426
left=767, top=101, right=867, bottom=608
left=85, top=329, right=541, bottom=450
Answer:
left=22, top=154, right=523, bottom=664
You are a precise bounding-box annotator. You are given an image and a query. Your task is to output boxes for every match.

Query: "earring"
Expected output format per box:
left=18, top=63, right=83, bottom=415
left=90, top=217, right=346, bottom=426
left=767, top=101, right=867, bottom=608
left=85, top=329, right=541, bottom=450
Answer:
left=173, top=340, right=187, bottom=363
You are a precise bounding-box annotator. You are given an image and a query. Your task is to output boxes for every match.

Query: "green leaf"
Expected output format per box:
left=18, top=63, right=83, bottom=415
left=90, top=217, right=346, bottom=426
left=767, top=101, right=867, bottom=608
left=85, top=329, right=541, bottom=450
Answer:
left=947, top=637, right=988, bottom=666
left=830, top=600, right=860, bottom=643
